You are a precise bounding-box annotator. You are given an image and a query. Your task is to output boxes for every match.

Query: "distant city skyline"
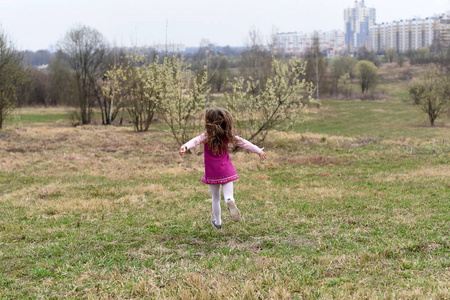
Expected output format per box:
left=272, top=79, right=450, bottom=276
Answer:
left=0, top=0, right=449, bottom=51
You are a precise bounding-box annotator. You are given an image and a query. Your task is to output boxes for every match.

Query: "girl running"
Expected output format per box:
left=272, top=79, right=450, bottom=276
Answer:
left=179, top=107, right=267, bottom=229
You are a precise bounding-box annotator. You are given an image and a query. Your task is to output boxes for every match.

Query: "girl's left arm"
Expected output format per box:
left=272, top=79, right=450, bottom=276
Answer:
left=235, top=136, right=267, bottom=161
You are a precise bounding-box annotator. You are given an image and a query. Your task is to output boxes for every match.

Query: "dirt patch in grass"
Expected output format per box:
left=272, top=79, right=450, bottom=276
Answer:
left=375, top=165, right=450, bottom=184
left=410, top=166, right=450, bottom=177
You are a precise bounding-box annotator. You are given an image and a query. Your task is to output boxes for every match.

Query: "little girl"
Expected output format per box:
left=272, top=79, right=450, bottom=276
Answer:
left=179, top=107, right=267, bottom=229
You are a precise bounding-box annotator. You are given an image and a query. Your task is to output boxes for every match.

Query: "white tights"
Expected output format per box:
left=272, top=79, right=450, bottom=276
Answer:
left=209, top=181, right=234, bottom=226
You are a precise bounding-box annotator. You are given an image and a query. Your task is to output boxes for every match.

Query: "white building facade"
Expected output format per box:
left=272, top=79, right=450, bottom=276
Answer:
left=369, top=13, right=450, bottom=53
left=369, top=18, right=435, bottom=53
left=275, top=30, right=345, bottom=57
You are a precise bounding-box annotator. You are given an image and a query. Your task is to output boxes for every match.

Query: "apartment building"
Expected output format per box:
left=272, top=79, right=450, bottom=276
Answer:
left=344, top=0, right=376, bottom=52
left=275, top=30, right=345, bottom=57
left=431, top=14, right=450, bottom=50
left=369, top=13, right=450, bottom=53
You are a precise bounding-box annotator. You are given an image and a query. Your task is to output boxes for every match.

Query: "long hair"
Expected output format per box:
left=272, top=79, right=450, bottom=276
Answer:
left=204, top=107, right=237, bottom=156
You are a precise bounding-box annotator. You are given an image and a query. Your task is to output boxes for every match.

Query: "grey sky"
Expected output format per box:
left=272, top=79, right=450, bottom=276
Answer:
left=1, top=0, right=449, bottom=51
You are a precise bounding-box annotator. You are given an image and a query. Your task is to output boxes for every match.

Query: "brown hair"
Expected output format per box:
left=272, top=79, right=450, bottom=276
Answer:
left=204, top=107, right=238, bottom=156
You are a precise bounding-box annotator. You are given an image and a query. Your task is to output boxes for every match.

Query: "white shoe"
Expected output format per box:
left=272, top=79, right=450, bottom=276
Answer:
left=211, top=216, right=222, bottom=229
left=226, top=199, right=241, bottom=222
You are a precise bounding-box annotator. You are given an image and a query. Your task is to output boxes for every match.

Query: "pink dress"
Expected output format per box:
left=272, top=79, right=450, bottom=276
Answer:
left=183, top=132, right=263, bottom=185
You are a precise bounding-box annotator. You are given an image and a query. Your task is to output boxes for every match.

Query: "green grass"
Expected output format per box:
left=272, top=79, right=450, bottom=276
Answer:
left=298, top=85, right=448, bottom=140
left=10, top=107, right=71, bottom=124
left=18, top=113, right=70, bottom=124
left=1, top=79, right=449, bottom=298
left=10, top=107, right=130, bottom=126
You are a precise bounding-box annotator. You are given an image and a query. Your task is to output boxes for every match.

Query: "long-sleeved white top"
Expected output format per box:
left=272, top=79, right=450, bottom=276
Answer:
left=183, top=132, right=262, bottom=155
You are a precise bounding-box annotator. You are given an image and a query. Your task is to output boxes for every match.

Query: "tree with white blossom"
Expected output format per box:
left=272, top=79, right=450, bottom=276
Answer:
left=225, top=55, right=314, bottom=144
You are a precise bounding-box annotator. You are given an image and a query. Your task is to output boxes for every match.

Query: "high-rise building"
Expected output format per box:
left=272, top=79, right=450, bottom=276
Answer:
left=344, top=0, right=376, bottom=52
left=369, top=18, right=434, bottom=53
left=274, top=30, right=345, bottom=57
left=438, top=16, right=450, bottom=49
left=369, top=13, right=450, bottom=53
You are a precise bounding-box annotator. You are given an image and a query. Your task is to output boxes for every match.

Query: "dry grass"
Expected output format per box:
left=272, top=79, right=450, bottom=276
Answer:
left=1, top=116, right=449, bottom=299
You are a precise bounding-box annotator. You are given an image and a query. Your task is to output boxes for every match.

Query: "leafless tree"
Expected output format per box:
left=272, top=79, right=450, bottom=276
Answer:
left=0, top=30, right=29, bottom=129
left=48, top=52, right=77, bottom=106
left=305, top=36, right=325, bottom=105
left=57, top=25, right=109, bottom=125
left=241, top=28, right=271, bottom=90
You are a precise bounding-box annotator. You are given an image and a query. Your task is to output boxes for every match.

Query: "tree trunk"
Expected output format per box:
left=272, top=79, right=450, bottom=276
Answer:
left=144, top=111, right=152, bottom=131
left=315, top=56, right=320, bottom=101
left=81, top=104, right=87, bottom=124
left=119, top=106, right=124, bottom=125
left=108, top=98, right=113, bottom=125
left=98, top=97, right=105, bottom=125
left=87, top=99, right=93, bottom=124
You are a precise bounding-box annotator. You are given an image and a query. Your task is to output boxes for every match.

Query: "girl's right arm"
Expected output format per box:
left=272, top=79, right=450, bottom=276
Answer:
left=179, top=132, right=207, bottom=156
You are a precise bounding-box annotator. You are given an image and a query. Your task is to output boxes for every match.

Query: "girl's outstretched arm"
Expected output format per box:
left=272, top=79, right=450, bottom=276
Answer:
left=259, top=148, right=267, bottom=161
left=179, top=132, right=207, bottom=156
left=235, top=136, right=267, bottom=161
left=179, top=145, right=188, bottom=156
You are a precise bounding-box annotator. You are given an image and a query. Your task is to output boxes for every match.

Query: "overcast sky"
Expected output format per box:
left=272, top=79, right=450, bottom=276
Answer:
left=1, top=0, right=449, bottom=51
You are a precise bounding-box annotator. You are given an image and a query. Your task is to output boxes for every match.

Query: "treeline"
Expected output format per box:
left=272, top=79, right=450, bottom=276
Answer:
left=1, top=25, right=315, bottom=143
left=2, top=24, right=449, bottom=132
left=21, top=50, right=53, bottom=67
left=16, top=29, right=450, bottom=108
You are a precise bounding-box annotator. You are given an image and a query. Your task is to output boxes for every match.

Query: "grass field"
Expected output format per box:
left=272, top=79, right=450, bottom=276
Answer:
left=0, top=81, right=449, bottom=299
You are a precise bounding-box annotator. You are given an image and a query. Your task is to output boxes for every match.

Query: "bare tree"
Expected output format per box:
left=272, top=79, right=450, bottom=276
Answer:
left=241, top=28, right=271, bottom=89
left=27, top=68, right=51, bottom=106
left=312, top=36, right=322, bottom=103
left=48, top=52, right=77, bottom=106
left=191, top=43, right=228, bottom=94
left=0, top=30, right=29, bottom=129
left=57, top=25, right=109, bottom=125
left=305, top=36, right=325, bottom=106
left=330, top=57, right=357, bottom=96
left=409, top=64, right=450, bottom=126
